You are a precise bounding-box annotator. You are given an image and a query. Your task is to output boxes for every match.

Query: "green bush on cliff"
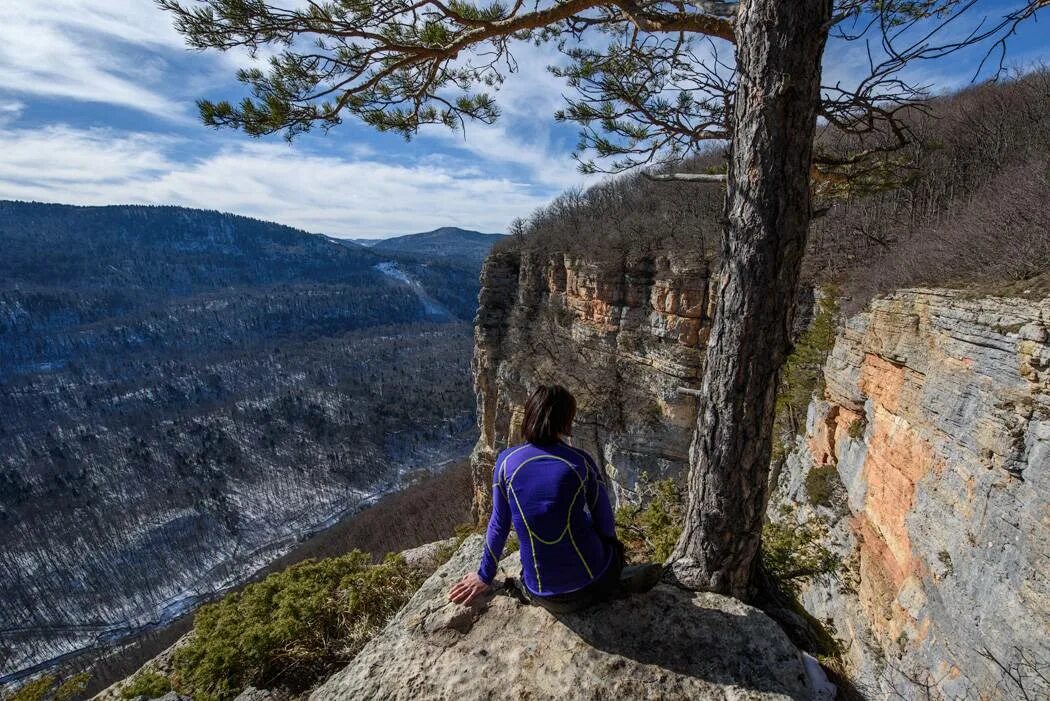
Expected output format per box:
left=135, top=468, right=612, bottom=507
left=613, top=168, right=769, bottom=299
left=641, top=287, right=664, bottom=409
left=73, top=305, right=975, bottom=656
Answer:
left=120, top=670, right=172, bottom=700
left=762, top=507, right=840, bottom=594
left=1, top=674, right=88, bottom=701
left=616, top=475, right=685, bottom=562
left=172, top=551, right=425, bottom=701
left=613, top=476, right=840, bottom=596
left=772, top=290, right=839, bottom=460
left=804, top=464, right=843, bottom=508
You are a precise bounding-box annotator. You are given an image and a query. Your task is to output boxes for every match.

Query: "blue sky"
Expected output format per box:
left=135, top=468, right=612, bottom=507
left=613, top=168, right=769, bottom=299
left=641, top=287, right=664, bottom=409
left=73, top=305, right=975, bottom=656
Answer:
left=0, top=1, right=1046, bottom=238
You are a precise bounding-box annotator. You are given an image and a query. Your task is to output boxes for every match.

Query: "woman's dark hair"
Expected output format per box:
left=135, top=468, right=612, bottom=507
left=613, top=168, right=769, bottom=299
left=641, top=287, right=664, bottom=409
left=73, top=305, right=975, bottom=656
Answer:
left=522, top=385, right=576, bottom=446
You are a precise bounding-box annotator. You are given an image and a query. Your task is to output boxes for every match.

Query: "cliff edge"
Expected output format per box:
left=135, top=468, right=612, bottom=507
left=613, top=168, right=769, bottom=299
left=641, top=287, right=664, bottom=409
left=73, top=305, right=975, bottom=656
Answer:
left=310, top=536, right=822, bottom=700
left=772, top=288, right=1049, bottom=698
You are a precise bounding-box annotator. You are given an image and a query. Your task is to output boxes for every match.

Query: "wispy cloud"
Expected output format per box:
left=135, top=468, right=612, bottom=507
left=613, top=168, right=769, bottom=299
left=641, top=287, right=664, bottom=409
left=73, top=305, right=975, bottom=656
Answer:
left=0, top=124, right=552, bottom=236
left=0, top=101, right=24, bottom=126
left=0, top=1, right=190, bottom=118
left=0, top=1, right=593, bottom=229
left=422, top=41, right=589, bottom=192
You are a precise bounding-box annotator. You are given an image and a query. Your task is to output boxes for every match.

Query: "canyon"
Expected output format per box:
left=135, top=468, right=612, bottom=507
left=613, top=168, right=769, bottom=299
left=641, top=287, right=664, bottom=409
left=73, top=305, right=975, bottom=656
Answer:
left=0, top=204, right=493, bottom=682
left=8, top=70, right=1050, bottom=701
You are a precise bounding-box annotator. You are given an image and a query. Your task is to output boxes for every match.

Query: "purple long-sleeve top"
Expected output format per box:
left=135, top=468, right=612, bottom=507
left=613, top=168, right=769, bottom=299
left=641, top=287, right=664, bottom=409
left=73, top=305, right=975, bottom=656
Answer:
left=477, top=441, right=617, bottom=597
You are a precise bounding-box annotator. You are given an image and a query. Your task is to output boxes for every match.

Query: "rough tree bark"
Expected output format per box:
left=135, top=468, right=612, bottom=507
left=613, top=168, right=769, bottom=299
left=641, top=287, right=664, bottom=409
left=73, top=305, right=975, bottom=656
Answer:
left=669, top=0, right=832, bottom=600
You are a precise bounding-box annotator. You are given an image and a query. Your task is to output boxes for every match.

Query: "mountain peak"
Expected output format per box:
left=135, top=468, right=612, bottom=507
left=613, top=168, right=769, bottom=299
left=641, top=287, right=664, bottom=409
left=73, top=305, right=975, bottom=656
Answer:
left=363, top=227, right=507, bottom=263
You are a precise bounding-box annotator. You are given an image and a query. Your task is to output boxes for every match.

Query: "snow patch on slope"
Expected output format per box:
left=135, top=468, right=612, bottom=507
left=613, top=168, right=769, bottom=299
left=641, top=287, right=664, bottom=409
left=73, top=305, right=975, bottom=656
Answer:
left=374, top=262, right=453, bottom=320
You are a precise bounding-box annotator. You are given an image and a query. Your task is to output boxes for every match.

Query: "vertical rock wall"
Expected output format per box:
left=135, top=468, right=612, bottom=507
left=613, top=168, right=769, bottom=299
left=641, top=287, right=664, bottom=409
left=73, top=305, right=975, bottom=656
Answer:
left=773, top=289, right=1049, bottom=699
left=469, top=248, right=714, bottom=520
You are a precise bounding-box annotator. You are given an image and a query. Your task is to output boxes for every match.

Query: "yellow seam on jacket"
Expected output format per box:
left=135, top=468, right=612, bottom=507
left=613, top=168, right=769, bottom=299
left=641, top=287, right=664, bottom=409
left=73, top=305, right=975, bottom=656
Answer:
left=507, top=483, right=543, bottom=592
left=506, top=453, right=595, bottom=587
left=485, top=539, right=500, bottom=566
left=565, top=483, right=594, bottom=579
left=498, top=444, right=529, bottom=495
left=507, top=455, right=582, bottom=544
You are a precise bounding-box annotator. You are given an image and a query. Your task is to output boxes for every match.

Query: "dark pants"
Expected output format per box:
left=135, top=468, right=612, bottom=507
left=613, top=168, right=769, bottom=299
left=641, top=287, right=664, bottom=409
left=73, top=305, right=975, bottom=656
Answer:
left=522, top=542, right=625, bottom=614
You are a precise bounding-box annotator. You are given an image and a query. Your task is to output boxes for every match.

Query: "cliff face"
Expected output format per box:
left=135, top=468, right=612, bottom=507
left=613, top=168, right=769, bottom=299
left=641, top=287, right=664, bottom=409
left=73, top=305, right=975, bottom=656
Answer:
left=470, top=248, right=714, bottom=516
left=472, top=249, right=1049, bottom=697
left=773, top=289, right=1049, bottom=699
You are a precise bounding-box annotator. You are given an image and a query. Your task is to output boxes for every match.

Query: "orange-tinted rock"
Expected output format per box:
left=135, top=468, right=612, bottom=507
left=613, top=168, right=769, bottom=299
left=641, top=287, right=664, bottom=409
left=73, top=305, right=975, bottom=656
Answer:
left=773, top=289, right=1049, bottom=699
left=470, top=249, right=713, bottom=519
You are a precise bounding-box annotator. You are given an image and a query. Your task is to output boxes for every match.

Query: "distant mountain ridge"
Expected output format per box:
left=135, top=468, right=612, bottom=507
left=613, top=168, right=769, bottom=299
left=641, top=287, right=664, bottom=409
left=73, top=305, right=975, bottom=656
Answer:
left=351, top=226, right=506, bottom=264
left=0, top=200, right=490, bottom=322
left=0, top=201, right=380, bottom=292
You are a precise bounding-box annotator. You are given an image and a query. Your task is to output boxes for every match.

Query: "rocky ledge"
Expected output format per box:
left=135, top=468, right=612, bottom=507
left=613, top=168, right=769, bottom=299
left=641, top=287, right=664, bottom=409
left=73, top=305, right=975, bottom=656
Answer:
left=310, top=536, right=824, bottom=701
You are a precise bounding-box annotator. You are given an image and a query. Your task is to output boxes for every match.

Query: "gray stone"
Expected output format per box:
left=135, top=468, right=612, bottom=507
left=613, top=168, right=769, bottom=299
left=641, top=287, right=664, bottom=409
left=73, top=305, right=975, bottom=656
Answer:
left=310, top=536, right=815, bottom=701
left=772, top=288, right=1050, bottom=700
left=401, top=538, right=458, bottom=570
left=233, top=687, right=291, bottom=701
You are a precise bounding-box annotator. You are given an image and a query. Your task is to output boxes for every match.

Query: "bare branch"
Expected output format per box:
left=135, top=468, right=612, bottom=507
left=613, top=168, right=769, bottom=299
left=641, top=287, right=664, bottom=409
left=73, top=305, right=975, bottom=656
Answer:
left=645, top=172, right=727, bottom=182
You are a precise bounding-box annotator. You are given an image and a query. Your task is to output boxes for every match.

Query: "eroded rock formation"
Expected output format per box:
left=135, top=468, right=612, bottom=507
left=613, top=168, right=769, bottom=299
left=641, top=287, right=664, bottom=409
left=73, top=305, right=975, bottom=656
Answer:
left=470, top=248, right=714, bottom=519
left=772, top=289, right=1049, bottom=699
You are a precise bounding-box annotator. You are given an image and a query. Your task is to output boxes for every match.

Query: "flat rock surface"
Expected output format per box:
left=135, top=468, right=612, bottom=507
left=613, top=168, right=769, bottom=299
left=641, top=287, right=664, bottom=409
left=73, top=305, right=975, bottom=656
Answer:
left=311, top=536, right=812, bottom=701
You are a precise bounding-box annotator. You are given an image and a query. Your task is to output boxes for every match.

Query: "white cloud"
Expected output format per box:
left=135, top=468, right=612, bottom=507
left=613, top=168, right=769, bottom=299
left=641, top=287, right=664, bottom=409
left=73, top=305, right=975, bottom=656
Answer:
left=0, top=1, right=191, bottom=118
left=0, top=124, right=553, bottom=236
left=0, top=1, right=585, bottom=199
left=0, top=0, right=273, bottom=120
left=0, top=101, right=25, bottom=125
left=421, top=41, right=590, bottom=192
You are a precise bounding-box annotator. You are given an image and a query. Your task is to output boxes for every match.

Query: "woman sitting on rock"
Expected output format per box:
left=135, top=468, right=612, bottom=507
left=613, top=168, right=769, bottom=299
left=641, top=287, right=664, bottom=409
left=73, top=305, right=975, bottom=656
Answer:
left=449, top=384, right=661, bottom=613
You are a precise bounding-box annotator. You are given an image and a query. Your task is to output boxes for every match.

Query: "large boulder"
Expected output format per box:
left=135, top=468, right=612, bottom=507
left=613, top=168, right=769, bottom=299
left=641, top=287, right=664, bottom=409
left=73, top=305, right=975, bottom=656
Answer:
left=311, top=536, right=815, bottom=700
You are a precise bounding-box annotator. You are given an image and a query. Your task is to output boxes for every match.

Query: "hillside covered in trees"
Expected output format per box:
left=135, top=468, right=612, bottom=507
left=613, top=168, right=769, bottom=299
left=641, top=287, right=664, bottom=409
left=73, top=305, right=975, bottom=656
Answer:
left=0, top=204, right=498, bottom=682
left=502, top=68, right=1050, bottom=303
left=363, top=227, right=505, bottom=264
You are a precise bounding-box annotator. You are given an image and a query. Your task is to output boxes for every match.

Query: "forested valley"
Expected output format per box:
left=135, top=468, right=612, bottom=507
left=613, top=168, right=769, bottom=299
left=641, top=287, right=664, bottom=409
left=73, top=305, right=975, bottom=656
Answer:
left=0, top=204, right=498, bottom=681
left=3, top=68, right=1048, bottom=696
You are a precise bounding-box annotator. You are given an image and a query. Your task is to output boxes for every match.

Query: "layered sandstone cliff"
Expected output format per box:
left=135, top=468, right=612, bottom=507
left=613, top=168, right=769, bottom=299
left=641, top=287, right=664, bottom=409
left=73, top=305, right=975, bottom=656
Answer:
left=772, top=289, right=1049, bottom=699
left=470, top=248, right=714, bottom=517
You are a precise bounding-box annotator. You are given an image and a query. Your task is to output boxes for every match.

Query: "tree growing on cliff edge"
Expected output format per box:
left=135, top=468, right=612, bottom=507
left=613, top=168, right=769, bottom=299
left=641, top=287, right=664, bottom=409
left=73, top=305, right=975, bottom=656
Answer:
left=159, top=0, right=1046, bottom=600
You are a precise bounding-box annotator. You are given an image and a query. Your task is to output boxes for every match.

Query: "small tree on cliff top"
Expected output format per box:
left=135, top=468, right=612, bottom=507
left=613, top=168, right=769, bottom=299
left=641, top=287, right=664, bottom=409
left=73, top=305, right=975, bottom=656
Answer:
left=159, top=0, right=1046, bottom=599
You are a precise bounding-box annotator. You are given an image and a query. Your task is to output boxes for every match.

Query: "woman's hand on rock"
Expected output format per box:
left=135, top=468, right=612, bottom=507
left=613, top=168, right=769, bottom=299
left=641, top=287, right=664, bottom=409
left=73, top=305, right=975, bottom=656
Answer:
left=448, top=572, right=490, bottom=605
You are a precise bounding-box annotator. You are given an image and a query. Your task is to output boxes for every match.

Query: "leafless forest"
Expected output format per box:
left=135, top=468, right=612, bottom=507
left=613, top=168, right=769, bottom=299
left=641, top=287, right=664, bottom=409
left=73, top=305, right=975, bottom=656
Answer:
left=0, top=205, right=485, bottom=681
left=504, top=69, right=1050, bottom=306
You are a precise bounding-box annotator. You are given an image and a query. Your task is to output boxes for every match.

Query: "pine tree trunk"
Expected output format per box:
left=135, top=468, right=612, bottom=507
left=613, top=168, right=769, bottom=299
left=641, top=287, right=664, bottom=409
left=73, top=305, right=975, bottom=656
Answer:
left=669, top=0, right=832, bottom=600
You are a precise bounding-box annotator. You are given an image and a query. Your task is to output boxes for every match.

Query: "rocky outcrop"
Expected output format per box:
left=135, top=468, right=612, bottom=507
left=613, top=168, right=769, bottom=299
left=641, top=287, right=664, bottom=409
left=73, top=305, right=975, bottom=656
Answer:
left=470, top=249, right=714, bottom=518
left=470, top=245, right=1049, bottom=697
left=310, top=535, right=820, bottom=701
left=773, top=289, right=1050, bottom=699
